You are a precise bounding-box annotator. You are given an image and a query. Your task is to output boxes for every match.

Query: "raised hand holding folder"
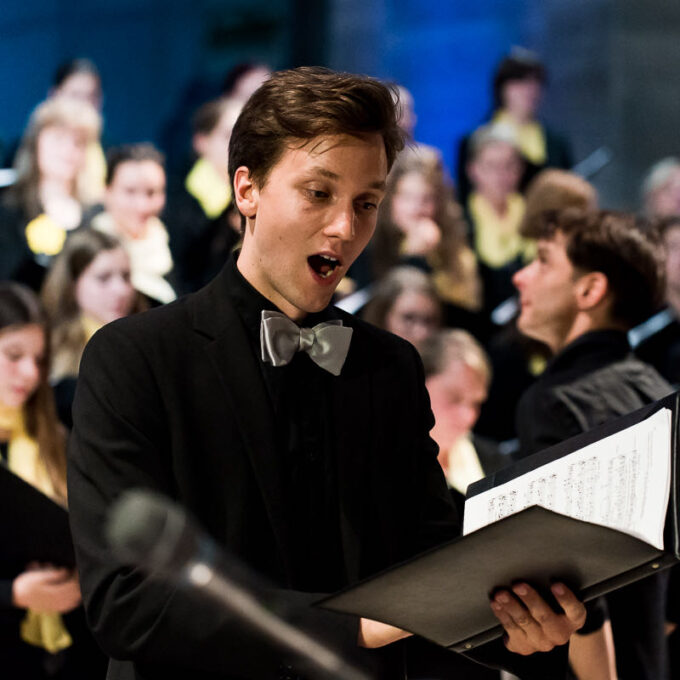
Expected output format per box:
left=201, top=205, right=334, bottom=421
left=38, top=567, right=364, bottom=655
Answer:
left=319, top=392, right=679, bottom=652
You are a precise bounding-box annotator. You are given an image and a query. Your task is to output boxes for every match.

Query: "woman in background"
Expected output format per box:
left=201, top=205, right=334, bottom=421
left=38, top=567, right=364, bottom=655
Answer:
left=0, top=98, right=101, bottom=290
left=164, top=96, right=243, bottom=293
left=48, top=58, right=106, bottom=205
left=362, top=266, right=442, bottom=351
left=456, top=49, right=572, bottom=202
left=0, top=283, right=105, bottom=678
left=42, top=229, right=140, bottom=427
left=90, top=143, right=175, bottom=306
left=371, top=153, right=482, bottom=314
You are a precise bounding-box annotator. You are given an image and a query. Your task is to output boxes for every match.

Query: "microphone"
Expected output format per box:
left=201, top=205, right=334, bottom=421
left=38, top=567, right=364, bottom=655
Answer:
left=106, top=490, right=372, bottom=680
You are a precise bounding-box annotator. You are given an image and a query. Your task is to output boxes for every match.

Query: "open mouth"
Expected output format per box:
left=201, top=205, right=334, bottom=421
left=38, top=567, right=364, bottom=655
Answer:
left=308, top=254, right=341, bottom=279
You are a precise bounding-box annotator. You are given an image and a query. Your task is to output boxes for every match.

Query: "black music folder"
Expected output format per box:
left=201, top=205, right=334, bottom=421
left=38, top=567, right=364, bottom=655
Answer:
left=319, top=392, right=680, bottom=652
left=0, top=462, right=75, bottom=569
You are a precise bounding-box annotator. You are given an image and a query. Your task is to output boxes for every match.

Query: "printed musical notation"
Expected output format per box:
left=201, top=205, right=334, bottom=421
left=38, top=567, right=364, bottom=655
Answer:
left=463, top=408, right=672, bottom=550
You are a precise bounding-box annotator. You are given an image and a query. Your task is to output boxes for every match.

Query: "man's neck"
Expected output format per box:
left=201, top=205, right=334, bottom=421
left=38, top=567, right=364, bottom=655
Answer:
left=235, top=252, right=308, bottom=322
left=554, top=316, right=625, bottom=355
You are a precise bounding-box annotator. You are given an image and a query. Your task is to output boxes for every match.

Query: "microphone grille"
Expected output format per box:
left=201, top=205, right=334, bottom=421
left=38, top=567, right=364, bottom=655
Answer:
left=106, top=490, right=192, bottom=572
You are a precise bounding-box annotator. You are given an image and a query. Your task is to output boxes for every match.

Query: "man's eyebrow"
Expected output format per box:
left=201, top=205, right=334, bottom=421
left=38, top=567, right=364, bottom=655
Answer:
left=305, top=167, right=386, bottom=192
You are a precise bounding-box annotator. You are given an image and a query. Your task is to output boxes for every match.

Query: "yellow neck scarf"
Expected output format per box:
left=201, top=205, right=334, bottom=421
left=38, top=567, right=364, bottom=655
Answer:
left=0, top=404, right=72, bottom=654
left=443, top=436, right=485, bottom=495
left=24, top=214, right=67, bottom=257
left=185, top=158, right=232, bottom=219
left=81, top=314, right=103, bottom=343
left=468, top=192, right=534, bottom=268
left=493, top=110, right=547, bottom=165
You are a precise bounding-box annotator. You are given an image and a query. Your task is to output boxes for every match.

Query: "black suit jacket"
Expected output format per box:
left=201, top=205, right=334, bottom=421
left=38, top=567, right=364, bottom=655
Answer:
left=68, top=264, right=566, bottom=679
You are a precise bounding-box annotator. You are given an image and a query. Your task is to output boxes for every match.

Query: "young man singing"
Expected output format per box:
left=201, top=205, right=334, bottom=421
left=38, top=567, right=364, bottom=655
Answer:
left=67, top=67, right=584, bottom=680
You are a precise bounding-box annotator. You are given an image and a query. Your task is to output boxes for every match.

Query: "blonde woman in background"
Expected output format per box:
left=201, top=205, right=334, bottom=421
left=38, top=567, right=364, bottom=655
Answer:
left=0, top=98, right=101, bottom=291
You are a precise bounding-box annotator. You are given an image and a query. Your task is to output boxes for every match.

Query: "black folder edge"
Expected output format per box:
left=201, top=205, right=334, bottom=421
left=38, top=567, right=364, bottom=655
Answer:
left=0, top=460, right=74, bottom=568
left=318, top=506, right=669, bottom=652
left=317, top=391, right=680, bottom=652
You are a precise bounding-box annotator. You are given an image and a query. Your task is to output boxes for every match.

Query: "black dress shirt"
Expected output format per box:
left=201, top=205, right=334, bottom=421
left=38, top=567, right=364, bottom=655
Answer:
left=225, top=255, right=345, bottom=593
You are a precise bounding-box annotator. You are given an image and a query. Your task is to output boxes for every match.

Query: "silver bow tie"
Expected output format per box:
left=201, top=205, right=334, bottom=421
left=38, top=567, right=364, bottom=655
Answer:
left=260, top=310, right=353, bottom=376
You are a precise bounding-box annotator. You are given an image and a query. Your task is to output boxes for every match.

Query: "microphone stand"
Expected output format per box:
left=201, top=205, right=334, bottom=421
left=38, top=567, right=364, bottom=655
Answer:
left=187, top=561, right=371, bottom=680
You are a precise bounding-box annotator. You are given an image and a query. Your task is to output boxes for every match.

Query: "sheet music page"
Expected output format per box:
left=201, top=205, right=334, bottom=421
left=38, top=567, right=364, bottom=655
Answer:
left=463, top=408, right=673, bottom=550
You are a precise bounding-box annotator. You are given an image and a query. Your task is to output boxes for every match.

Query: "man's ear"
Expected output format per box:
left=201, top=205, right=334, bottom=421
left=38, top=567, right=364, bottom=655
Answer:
left=233, top=166, right=258, bottom=219
left=575, top=271, right=609, bottom=311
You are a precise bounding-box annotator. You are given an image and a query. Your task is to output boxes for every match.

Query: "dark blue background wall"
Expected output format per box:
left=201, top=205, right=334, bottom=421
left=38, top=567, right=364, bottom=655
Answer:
left=1, top=0, right=679, bottom=207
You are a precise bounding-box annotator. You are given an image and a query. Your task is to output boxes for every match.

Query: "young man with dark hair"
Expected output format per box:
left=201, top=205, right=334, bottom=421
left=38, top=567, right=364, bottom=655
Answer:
left=68, top=67, right=583, bottom=680
left=513, top=209, right=672, bottom=680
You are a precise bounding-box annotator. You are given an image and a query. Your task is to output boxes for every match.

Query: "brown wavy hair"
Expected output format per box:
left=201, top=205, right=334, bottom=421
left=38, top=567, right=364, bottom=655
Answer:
left=371, top=152, right=471, bottom=282
left=9, top=98, right=101, bottom=219
left=228, top=66, right=404, bottom=189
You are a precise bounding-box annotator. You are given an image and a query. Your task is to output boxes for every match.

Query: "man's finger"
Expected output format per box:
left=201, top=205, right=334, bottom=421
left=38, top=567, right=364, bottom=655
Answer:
left=551, top=583, right=587, bottom=628
left=490, top=600, right=532, bottom=655
left=512, top=582, right=571, bottom=645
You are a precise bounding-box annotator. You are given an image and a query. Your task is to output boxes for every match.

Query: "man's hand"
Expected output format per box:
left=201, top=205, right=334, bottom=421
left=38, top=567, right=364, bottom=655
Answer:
left=490, top=582, right=586, bottom=655
left=402, top=217, right=441, bottom=256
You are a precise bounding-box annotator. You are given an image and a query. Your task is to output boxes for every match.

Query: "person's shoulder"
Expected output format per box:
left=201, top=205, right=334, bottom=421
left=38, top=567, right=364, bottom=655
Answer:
left=87, top=295, right=193, bottom=358
left=550, top=355, right=672, bottom=427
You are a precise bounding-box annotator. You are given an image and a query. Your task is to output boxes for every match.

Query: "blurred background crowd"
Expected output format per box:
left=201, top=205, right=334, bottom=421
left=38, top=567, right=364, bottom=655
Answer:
left=1, top=1, right=680, bottom=679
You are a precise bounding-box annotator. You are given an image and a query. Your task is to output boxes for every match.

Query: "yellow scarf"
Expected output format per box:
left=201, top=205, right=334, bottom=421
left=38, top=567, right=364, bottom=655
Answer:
left=493, top=110, right=547, bottom=165
left=468, top=192, right=534, bottom=268
left=81, top=314, right=103, bottom=343
left=0, top=404, right=72, bottom=654
left=185, top=158, right=232, bottom=219
left=443, top=436, right=485, bottom=496
left=24, top=214, right=67, bottom=257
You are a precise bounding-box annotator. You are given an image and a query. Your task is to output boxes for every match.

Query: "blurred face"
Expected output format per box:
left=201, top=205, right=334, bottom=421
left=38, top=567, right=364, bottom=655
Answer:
left=75, top=247, right=136, bottom=325
left=0, top=324, right=45, bottom=409
left=105, top=160, right=166, bottom=238
left=391, top=171, right=437, bottom=232
left=649, top=168, right=680, bottom=218
left=54, top=72, right=102, bottom=111
left=513, top=231, right=580, bottom=351
left=427, top=359, right=488, bottom=449
left=194, top=105, right=241, bottom=177
left=236, top=134, right=387, bottom=321
left=468, top=141, right=522, bottom=203
left=385, top=290, right=441, bottom=349
left=501, top=77, right=542, bottom=121
left=664, top=226, right=680, bottom=295
left=37, top=124, right=89, bottom=185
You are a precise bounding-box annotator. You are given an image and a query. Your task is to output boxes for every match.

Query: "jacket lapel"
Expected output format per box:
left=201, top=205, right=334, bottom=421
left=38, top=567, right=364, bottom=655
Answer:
left=190, top=268, right=294, bottom=581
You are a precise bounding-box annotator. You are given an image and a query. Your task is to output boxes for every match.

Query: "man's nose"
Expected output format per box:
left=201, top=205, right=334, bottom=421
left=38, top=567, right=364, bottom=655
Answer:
left=512, top=263, right=530, bottom=290
left=325, top=204, right=355, bottom=240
